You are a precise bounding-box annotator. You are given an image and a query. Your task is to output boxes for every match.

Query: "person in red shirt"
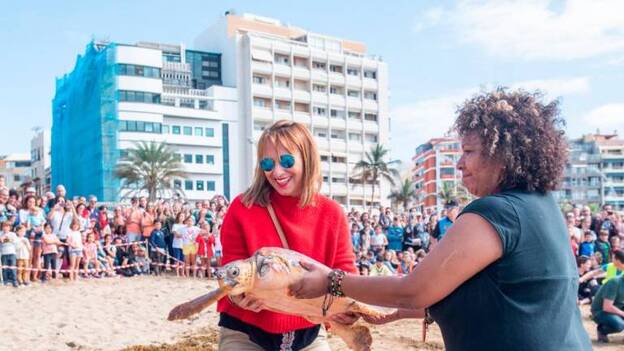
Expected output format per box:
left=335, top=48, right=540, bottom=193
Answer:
left=217, top=120, right=357, bottom=351
left=195, top=222, right=214, bottom=278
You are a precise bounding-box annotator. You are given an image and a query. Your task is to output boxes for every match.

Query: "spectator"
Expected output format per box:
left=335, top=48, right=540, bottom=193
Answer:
left=195, top=222, right=214, bottom=278
left=369, top=255, right=393, bottom=277
left=14, top=225, right=31, bottom=286
left=66, top=220, right=83, bottom=281
left=591, top=274, right=624, bottom=343
left=386, top=217, right=404, bottom=252
left=41, top=223, right=61, bottom=282
left=1, top=221, right=18, bottom=287
left=432, top=201, right=458, bottom=242
left=578, top=231, right=596, bottom=257
left=577, top=255, right=600, bottom=305
left=602, top=249, right=624, bottom=284
left=370, top=224, right=387, bottom=254
left=149, top=221, right=167, bottom=275
left=595, top=230, right=611, bottom=264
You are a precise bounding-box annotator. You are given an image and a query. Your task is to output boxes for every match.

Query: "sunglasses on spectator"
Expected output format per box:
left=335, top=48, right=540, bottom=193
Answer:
left=260, top=154, right=295, bottom=172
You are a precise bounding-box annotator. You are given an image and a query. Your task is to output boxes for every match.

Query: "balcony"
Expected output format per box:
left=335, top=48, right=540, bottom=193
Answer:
left=274, top=64, right=291, bottom=76
left=252, top=84, right=273, bottom=97
left=273, top=87, right=292, bottom=100
left=252, top=106, right=273, bottom=120
left=252, top=61, right=272, bottom=74
left=293, top=66, right=310, bottom=79
left=293, top=90, right=311, bottom=101
left=362, top=78, right=378, bottom=90
left=330, top=94, right=346, bottom=106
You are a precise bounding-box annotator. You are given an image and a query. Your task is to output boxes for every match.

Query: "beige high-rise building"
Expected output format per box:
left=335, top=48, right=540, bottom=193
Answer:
left=195, top=12, right=391, bottom=208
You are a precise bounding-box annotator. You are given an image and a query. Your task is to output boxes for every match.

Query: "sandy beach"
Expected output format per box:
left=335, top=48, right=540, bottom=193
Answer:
left=0, top=276, right=621, bottom=351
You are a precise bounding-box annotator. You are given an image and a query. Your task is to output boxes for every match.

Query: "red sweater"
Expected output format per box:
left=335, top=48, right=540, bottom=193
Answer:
left=217, top=191, right=356, bottom=333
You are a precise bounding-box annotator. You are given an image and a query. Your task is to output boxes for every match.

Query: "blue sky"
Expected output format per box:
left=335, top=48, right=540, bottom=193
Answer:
left=1, top=0, right=623, bottom=164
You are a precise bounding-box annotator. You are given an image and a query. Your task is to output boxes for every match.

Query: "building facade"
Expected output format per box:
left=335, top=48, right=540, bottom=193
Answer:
left=30, top=129, right=51, bottom=195
left=195, top=13, right=391, bottom=208
left=52, top=41, right=241, bottom=202
left=411, top=137, right=462, bottom=213
left=555, top=133, right=624, bottom=210
left=0, top=154, right=32, bottom=191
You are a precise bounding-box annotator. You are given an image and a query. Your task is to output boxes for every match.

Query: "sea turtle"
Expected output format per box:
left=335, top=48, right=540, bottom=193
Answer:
left=168, top=247, right=395, bottom=351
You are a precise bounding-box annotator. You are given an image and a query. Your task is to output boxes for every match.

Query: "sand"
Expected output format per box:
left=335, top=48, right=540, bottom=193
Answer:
left=0, top=276, right=621, bottom=350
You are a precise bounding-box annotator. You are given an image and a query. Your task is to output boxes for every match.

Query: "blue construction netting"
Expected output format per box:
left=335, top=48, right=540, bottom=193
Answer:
left=52, top=41, right=120, bottom=201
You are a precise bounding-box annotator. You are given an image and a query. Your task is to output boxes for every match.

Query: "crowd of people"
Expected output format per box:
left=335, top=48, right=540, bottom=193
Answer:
left=0, top=179, right=227, bottom=287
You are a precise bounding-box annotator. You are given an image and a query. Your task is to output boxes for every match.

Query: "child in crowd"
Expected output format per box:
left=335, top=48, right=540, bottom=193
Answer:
left=213, top=223, right=222, bottom=268
left=66, top=221, right=83, bottom=280
left=41, top=222, right=62, bottom=282
left=0, top=221, right=18, bottom=287
left=83, top=232, right=101, bottom=278
left=595, top=230, right=611, bottom=264
left=195, top=222, right=214, bottom=278
left=15, top=225, right=31, bottom=285
left=148, top=221, right=167, bottom=275
left=182, top=216, right=199, bottom=278
left=578, top=231, right=596, bottom=257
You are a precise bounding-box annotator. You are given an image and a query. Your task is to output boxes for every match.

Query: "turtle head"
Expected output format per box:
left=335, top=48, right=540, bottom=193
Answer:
left=216, top=258, right=256, bottom=295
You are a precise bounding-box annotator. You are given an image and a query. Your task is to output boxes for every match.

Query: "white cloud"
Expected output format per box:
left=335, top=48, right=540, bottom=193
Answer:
left=413, top=7, right=445, bottom=32
left=582, top=103, right=624, bottom=134
left=390, top=76, right=591, bottom=162
left=422, top=0, right=624, bottom=60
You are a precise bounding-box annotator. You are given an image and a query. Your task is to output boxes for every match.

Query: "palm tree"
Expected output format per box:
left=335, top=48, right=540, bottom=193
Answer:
left=116, top=141, right=186, bottom=202
left=438, top=182, right=457, bottom=205
left=353, top=144, right=400, bottom=208
left=388, top=177, right=417, bottom=211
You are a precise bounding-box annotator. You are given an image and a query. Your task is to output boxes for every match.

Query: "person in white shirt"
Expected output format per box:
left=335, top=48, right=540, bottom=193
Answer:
left=14, top=225, right=31, bottom=286
left=67, top=221, right=84, bottom=281
left=0, top=221, right=18, bottom=287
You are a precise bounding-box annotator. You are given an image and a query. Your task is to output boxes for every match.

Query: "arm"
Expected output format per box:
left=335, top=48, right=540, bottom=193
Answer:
left=603, top=298, right=624, bottom=318
left=291, top=213, right=503, bottom=310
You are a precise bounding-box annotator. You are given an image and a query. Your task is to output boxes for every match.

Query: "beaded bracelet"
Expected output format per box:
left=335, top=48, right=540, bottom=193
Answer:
left=328, top=269, right=346, bottom=297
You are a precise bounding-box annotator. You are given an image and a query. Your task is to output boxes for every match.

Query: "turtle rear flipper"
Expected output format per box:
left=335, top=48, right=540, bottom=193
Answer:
left=328, top=321, right=372, bottom=351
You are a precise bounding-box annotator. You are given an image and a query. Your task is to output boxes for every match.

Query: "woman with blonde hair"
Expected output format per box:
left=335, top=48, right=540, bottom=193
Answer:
left=217, top=120, right=356, bottom=351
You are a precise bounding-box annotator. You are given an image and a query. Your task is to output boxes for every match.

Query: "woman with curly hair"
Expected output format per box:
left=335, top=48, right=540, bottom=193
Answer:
left=290, top=89, right=592, bottom=350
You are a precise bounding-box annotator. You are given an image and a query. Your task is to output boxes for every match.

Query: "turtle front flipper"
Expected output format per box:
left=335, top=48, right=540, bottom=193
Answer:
left=168, top=285, right=232, bottom=321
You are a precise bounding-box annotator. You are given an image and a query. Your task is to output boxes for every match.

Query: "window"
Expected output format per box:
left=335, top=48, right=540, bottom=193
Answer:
left=172, top=125, right=181, bottom=135
left=312, top=61, right=326, bottom=70
left=183, top=126, right=192, bottom=136
left=162, top=125, right=170, bottom=134
left=127, top=120, right=137, bottom=132
left=348, top=132, right=362, bottom=142
left=253, top=75, right=266, bottom=84
left=313, top=106, right=327, bottom=116
left=206, top=155, right=215, bottom=164
left=144, top=122, right=154, bottom=133
left=119, top=120, right=127, bottom=131
left=207, top=181, right=216, bottom=191
left=312, top=84, right=327, bottom=93
left=118, top=90, right=160, bottom=104
left=363, top=70, right=377, bottom=79
left=196, top=180, right=204, bottom=191
left=330, top=109, right=345, bottom=119
left=184, top=154, right=193, bottom=163
left=331, top=130, right=345, bottom=140
left=254, top=98, right=267, bottom=108
left=136, top=121, right=145, bottom=131
left=180, top=99, right=194, bottom=108
left=329, top=64, right=343, bottom=73
left=173, top=179, right=182, bottom=189
left=274, top=54, right=290, bottom=65
left=194, top=127, right=203, bottom=136
left=195, top=155, right=204, bottom=164
left=184, top=180, right=193, bottom=191
left=330, top=86, right=344, bottom=95
left=364, top=113, right=378, bottom=122
left=117, top=64, right=161, bottom=78
left=199, top=100, right=212, bottom=110
left=348, top=111, right=361, bottom=119
left=205, top=128, right=215, bottom=137
left=320, top=155, right=329, bottom=162
left=365, top=133, right=378, bottom=143
left=347, top=67, right=359, bottom=76
left=275, top=78, right=290, bottom=88
left=173, top=154, right=182, bottom=162
left=347, top=90, right=360, bottom=98
left=315, top=129, right=328, bottom=138
left=364, top=91, right=377, bottom=100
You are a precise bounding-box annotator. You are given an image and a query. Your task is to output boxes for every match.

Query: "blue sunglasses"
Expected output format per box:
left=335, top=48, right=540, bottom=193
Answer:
left=260, top=154, right=295, bottom=172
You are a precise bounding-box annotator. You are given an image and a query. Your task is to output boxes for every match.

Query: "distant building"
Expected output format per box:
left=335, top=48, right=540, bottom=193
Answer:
left=0, top=154, right=32, bottom=191
left=195, top=12, right=391, bottom=208
left=52, top=41, right=240, bottom=202
left=555, top=133, right=624, bottom=210
left=30, top=129, right=51, bottom=195
left=411, top=137, right=461, bottom=213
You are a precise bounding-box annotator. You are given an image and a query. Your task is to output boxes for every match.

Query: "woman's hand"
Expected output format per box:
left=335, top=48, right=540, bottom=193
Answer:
left=288, top=260, right=332, bottom=299
left=230, top=293, right=266, bottom=313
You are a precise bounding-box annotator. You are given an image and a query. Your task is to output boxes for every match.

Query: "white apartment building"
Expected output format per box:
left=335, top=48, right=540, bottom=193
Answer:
left=195, top=13, right=391, bottom=208
left=30, top=129, right=51, bottom=195
left=0, top=154, right=31, bottom=191
left=53, top=41, right=242, bottom=202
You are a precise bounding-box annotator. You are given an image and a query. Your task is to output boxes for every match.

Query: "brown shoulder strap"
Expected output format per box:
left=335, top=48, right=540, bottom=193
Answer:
left=267, top=203, right=289, bottom=249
